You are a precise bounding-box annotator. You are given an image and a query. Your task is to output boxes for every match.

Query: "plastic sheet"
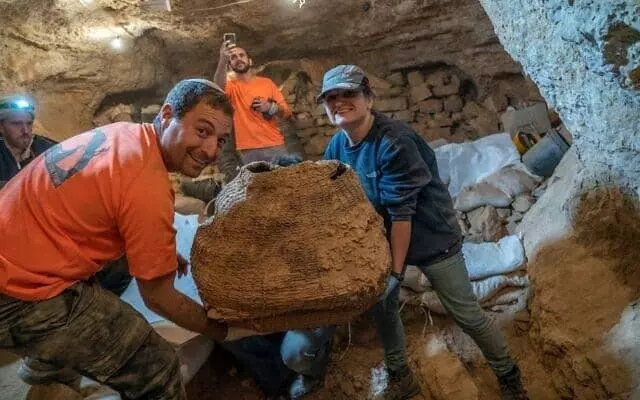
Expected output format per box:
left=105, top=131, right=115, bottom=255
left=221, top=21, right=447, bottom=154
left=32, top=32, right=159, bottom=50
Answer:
left=434, top=133, right=521, bottom=198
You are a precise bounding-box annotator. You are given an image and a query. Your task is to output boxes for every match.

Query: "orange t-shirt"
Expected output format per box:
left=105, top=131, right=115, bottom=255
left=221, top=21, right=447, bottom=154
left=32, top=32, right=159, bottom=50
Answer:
left=225, top=76, right=292, bottom=151
left=0, top=122, right=178, bottom=301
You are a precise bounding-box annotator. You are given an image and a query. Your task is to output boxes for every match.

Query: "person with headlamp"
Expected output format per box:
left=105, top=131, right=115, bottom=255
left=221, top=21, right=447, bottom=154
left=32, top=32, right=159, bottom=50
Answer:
left=0, top=95, right=56, bottom=188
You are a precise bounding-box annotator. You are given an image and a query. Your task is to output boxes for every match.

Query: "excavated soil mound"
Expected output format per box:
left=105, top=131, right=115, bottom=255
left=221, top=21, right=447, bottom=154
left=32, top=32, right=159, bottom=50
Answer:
left=573, top=188, right=640, bottom=294
left=528, top=188, right=640, bottom=399
left=191, top=161, right=391, bottom=332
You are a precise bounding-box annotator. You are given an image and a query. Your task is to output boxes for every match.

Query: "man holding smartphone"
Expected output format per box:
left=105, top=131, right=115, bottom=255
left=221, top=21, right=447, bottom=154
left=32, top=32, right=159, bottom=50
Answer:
left=213, top=36, right=293, bottom=165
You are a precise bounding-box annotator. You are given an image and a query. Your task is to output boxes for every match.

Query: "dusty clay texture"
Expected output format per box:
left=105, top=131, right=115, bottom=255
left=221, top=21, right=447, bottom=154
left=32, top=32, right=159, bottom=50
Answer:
left=191, top=161, right=391, bottom=332
left=527, top=188, right=640, bottom=399
left=478, top=0, right=640, bottom=189
left=0, top=0, right=528, bottom=140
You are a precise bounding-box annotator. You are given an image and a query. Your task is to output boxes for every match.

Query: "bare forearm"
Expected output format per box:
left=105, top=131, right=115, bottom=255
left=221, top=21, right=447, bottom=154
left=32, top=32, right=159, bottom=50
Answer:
left=390, top=220, right=411, bottom=274
left=145, top=287, right=228, bottom=340
left=213, top=61, right=227, bottom=90
left=276, top=105, right=287, bottom=119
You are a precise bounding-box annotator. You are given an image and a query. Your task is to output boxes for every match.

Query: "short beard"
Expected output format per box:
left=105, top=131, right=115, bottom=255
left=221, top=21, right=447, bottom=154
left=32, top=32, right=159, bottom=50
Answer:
left=231, top=64, right=250, bottom=74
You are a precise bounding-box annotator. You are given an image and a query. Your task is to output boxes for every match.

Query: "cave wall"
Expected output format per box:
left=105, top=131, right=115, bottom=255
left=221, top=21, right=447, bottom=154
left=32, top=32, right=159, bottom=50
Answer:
left=478, top=0, right=640, bottom=189
left=0, top=0, right=535, bottom=141
left=95, top=57, right=543, bottom=165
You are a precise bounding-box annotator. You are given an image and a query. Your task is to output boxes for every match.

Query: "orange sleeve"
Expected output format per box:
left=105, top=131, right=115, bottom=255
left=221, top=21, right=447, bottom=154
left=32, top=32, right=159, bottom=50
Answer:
left=117, top=163, right=177, bottom=281
left=271, top=80, right=292, bottom=119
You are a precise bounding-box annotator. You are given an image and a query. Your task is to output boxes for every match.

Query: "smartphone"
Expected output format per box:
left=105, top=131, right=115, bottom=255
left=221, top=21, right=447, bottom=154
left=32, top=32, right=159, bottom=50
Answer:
left=223, top=33, right=236, bottom=45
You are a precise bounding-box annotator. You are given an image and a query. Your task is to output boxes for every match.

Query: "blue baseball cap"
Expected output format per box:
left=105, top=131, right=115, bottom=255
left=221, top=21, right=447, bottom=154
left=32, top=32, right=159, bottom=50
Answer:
left=316, top=65, right=369, bottom=104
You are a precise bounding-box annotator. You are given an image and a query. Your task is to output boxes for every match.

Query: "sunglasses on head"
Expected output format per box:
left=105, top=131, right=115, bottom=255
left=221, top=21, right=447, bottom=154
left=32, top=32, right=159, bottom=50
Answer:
left=323, top=89, right=362, bottom=103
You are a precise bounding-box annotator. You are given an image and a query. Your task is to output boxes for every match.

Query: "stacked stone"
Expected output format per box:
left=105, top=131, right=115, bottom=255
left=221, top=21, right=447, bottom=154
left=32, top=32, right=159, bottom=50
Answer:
left=280, top=66, right=542, bottom=159
left=279, top=72, right=335, bottom=159
left=381, top=69, right=506, bottom=144
left=92, top=103, right=160, bottom=126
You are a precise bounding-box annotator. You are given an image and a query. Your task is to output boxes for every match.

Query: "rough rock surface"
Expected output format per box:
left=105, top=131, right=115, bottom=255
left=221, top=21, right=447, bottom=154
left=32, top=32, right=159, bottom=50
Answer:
left=0, top=0, right=528, bottom=139
left=516, top=148, right=583, bottom=256
left=478, top=0, right=640, bottom=188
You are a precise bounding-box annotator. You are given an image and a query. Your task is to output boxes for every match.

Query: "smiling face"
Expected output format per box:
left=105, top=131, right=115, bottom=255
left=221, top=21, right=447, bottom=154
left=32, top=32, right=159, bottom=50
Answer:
left=323, top=89, right=373, bottom=128
left=0, top=111, right=34, bottom=152
left=229, top=47, right=251, bottom=74
left=157, top=101, right=233, bottom=178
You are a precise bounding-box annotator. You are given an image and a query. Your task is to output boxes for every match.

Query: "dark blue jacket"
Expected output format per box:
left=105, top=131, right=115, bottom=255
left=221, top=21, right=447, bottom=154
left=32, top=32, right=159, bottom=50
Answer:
left=0, top=134, right=57, bottom=185
left=324, top=113, right=462, bottom=266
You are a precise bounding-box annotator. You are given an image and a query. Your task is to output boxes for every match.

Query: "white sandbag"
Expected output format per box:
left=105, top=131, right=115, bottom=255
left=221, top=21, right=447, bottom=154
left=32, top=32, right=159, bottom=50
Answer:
left=454, top=182, right=513, bottom=211
left=483, top=164, right=541, bottom=198
left=412, top=235, right=525, bottom=289
left=435, top=133, right=521, bottom=198
left=486, top=287, right=529, bottom=313
left=473, top=274, right=529, bottom=303
left=462, top=235, right=526, bottom=280
left=402, top=265, right=429, bottom=292
left=401, top=274, right=529, bottom=314
left=453, top=164, right=542, bottom=212
left=487, top=286, right=529, bottom=307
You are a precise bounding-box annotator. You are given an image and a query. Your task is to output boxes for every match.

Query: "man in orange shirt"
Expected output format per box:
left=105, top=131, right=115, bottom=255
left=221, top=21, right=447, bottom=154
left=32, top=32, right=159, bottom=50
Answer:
left=0, top=79, right=261, bottom=399
left=213, top=41, right=293, bottom=164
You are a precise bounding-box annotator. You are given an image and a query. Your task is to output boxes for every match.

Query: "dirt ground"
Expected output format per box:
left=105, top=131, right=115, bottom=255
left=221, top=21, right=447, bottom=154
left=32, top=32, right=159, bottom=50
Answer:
left=0, top=307, right=548, bottom=400
left=0, top=288, right=635, bottom=400
left=185, top=308, right=559, bottom=400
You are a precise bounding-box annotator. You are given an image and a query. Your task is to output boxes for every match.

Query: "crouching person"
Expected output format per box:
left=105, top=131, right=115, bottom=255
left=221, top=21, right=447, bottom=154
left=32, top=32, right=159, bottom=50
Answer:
left=0, top=79, right=262, bottom=399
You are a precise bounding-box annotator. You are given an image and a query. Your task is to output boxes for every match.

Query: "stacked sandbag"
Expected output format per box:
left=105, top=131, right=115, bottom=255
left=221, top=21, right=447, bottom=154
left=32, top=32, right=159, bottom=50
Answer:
left=454, top=164, right=541, bottom=212
left=191, top=161, right=391, bottom=332
left=434, top=133, right=547, bottom=242
left=455, top=165, right=544, bottom=242
left=400, top=235, right=529, bottom=314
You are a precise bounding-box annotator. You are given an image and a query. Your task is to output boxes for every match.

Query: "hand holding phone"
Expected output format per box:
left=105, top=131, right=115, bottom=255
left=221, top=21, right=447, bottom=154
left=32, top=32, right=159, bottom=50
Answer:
left=251, top=97, right=264, bottom=111
left=223, top=32, right=236, bottom=46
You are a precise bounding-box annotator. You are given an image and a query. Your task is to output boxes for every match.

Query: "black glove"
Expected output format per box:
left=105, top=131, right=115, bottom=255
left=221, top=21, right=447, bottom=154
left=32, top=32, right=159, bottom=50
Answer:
left=271, top=154, right=304, bottom=167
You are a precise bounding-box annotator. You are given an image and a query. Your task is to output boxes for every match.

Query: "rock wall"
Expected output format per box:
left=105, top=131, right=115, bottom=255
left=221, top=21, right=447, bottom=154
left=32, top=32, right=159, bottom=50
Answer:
left=478, top=0, right=640, bottom=189
left=0, top=1, right=172, bottom=140
left=0, top=0, right=533, bottom=141
left=476, top=1, right=640, bottom=397
left=101, top=57, right=542, bottom=173
left=276, top=61, right=541, bottom=160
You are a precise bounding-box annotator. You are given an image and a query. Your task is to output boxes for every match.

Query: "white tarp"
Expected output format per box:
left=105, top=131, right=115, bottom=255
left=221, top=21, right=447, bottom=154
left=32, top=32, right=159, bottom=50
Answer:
left=434, top=133, right=521, bottom=198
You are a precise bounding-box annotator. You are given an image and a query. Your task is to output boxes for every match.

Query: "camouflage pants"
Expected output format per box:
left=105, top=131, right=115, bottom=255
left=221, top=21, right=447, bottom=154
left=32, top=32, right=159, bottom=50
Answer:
left=0, top=281, right=185, bottom=400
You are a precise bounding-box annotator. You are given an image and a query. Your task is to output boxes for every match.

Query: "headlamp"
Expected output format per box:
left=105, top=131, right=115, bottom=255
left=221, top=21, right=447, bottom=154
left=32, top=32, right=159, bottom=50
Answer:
left=14, top=99, right=31, bottom=109
left=0, top=97, right=35, bottom=112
